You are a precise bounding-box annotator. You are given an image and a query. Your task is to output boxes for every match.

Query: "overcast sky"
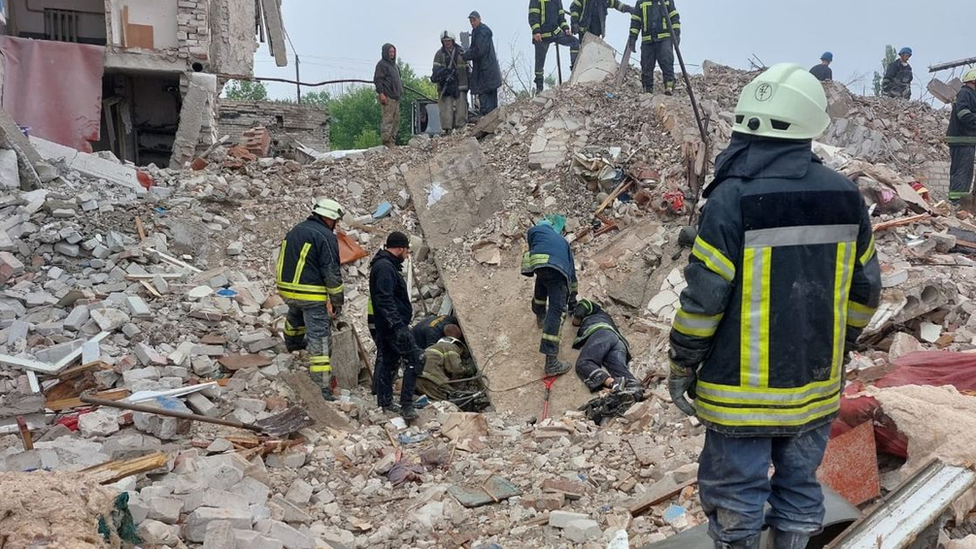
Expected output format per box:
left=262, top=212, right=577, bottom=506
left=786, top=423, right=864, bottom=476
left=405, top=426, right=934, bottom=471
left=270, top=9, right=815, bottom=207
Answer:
left=253, top=0, right=974, bottom=105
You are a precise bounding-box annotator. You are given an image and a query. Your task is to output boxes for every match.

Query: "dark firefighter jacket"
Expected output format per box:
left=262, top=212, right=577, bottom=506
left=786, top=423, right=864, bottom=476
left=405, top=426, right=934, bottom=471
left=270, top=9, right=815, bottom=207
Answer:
left=374, top=43, right=403, bottom=101
left=809, top=64, right=832, bottom=82
left=463, top=24, right=502, bottom=94
left=668, top=133, right=882, bottom=437
left=432, top=45, right=469, bottom=98
left=412, top=314, right=459, bottom=349
left=881, top=60, right=912, bottom=99
left=572, top=301, right=631, bottom=361
left=367, top=250, right=412, bottom=335
left=630, top=0, right=679, bottom=43
left=275, top=216, right=344, bottom=307
left=529, top=0, right=570, bottom=38
left=571, top=0, right=631, bottom=37
left=521, top=224, right=579, bottom=295
left=948, top=86, right=976, bottom=146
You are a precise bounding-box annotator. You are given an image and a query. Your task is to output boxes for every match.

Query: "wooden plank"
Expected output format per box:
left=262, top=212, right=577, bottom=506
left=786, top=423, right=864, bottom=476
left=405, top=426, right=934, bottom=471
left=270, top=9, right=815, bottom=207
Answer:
left=140, top=279, right=162, bottom=298
left=81, top=451, right=169, bottom=485
left=873, top=213, right=931, bottom=233
left=218, top=353, right=272, bottom=371
left=46, top=388, right=129, bottom=412
left=125, top=23, right=154, bottom=49
left=125, top=273, right=185, bottom=280
left=261, top=0, right=288, bottom=67
left=135, top=216, right=146, bottom=240
left=628, top=478, right=697, bottom=516
left=146, top=247, right=202, bottom=273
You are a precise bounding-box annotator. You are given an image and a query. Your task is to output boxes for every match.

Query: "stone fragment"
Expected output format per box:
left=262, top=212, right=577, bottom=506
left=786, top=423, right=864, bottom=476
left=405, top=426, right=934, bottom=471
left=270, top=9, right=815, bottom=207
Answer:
left=64, top=305, right=90, bottom=331
left=564, top=519, right=601, bottom=542
left=138, top=520, right=181, bottom=545
left=184, top=507, right=252, bottom=542
left=147, top=496, right=184, bottom=524
left=284, top=479, right=313, bottom=506
left=261, top=520, right=313, bottom=549
left=204, top=520, right=237, bottom=549
left=234, top=530, right=283, bottom=549
left=0, top=252, right=24, bottom=284
left=549, top=510, right=589, bottom=529
left=79, top=409, right=119, bottom=437
left=126, top=295, right=152, bottom=318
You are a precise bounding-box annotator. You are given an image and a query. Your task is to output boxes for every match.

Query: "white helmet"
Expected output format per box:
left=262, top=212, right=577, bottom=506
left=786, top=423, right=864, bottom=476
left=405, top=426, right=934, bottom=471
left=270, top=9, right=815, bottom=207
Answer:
left=440, top=30, right=456, bottom=43
left=963, top=68, right=976, bottom=84
left=733, top=63, right=831, bottom=141
left=312, top=198, right=345, bottom=221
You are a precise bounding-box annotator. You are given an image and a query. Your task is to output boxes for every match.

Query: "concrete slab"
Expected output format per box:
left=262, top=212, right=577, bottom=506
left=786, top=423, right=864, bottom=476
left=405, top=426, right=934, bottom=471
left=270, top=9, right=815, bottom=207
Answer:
left=569, top=33, right=619, bottom=86
left=402, top=138, right=592, bottom=419
left=30, top=136, right=142, bottom=190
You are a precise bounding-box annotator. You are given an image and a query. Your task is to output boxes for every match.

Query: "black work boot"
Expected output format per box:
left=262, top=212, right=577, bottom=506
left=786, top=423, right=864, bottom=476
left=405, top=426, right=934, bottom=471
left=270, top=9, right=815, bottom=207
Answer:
left=664, top=81, right=675, bottom=96
left=643, top=85, right=654, bottom=94
left=544, top=355, right=571, bottom=376
left=714, top=534, right=761, bottom=549
left=320, top=386, right=336, bottom=402
left=767, top=529, right=810, bottom=549
left=311, top=372, right=336, bottom=401
left=381, top=402, right=402, bottom=415
left=401, top=406, right=418, bottom=421
left=535, top=80, right=544, bottom=93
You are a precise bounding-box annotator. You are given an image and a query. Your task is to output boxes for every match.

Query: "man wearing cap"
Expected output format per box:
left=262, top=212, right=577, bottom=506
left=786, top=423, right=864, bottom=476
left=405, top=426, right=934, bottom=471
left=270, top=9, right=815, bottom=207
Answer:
left=667, top=64, right=881, bottom=549
left=463, top=11, right=502, bottom=116
left=570, top=0, right=634, bottom=41
left=276, top=198, right=346, bottom=401
left=432, top=31, right=470, bottom=134
left=882, top=47, right=914, bottom=99
left=368, top=231, right=425, bottom=419
left=810, top=52, right=833, bottom=82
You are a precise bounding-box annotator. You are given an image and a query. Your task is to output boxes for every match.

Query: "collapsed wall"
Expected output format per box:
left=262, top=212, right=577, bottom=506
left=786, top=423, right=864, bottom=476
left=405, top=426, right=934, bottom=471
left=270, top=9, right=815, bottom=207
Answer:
left=218, top=99, right=331, bottom=153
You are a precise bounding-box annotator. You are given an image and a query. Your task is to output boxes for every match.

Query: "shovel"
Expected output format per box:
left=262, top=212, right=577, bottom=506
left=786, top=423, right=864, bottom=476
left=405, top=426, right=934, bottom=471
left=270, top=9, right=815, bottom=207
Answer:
left=80, top=394, right=313, bottom=438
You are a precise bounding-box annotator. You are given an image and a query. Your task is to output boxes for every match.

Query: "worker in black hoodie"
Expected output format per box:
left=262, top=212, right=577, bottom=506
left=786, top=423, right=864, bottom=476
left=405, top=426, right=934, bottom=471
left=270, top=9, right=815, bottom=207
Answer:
left=374, top=43, right=403, bottom=147
left=368, top=231, right=424, bottom=420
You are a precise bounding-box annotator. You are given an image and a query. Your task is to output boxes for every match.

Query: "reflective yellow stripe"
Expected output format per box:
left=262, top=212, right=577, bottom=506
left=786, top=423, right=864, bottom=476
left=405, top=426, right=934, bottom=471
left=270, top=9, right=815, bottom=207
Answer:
left=847, top=300, right=876, bottom=329
left=740, top=247, right=770, bottom=388
left=278, top=289, right=328, bottom=302
left=277, top=281, right=328, bottom=293
left=959, top=109, right=973, bottom=120
left=292, top=243, right=312, bottom=285
left=276, top=241, right=287, bottom=283
left=326, top=284, right=344, bottom=296
left=542, top=333, right=562, bottom=343
left=692, top=236, right=735, bottom=282
left=858, top=236, right=876, bottom=266
left=673, top=309, right=723, bottom=338
left=832, top=242, right=855, bottom=378
left=522, top=252, right=551, bottom=271
left=531, top=23, right=542, bottom=30
left=284, top=320, right=306, bottom=336
left=533, top=298, right=547, bottom=305
left=529, top=8, right=541, bottom=13
left=696, top=396, right=840, bottom=427
left=309, top=355, right=332, bottom=373
left=697, top=379, right=840, bottom=406
left=367, top=299, right=374, bottom=315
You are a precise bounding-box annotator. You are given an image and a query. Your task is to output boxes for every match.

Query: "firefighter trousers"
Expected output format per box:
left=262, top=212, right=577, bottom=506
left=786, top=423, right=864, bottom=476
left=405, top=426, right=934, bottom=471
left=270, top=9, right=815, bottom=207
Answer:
left=575, top=330, right=637, bottom=391
left=532, top=267, right=569, bottom=356
left=640, top=39, right=674, bottom=92
left=284, top=298, right=332, bottom=384
left=373, top=330, right=422, bottom=409
left=534, top=33, right=580, bottom=89
left=949, top=145, right=976, bottom=202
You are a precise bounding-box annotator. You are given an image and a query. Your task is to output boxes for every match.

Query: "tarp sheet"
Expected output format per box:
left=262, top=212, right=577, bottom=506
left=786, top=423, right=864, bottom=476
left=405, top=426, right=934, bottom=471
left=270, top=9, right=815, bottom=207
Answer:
left=0, top=36, right=104, bottom=152
left=834, top=351, right=976, bottom=458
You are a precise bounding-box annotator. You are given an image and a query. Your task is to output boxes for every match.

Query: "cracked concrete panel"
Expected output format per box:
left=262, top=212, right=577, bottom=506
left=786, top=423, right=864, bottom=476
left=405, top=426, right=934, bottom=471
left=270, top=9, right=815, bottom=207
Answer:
left=210, top=0, right=257, bottom=78
left=569, top=33, right=619, bottom=86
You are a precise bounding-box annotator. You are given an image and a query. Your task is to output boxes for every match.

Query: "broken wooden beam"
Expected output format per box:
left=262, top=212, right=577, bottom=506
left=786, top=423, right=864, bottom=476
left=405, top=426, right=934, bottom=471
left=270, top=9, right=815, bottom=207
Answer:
left=81, top=451, right=169, bottom=485
left=46, top=389, right=129, bottom=412
left=873, top=213, right=932, bottom=233
left=628, top=478, right=697, bottom=516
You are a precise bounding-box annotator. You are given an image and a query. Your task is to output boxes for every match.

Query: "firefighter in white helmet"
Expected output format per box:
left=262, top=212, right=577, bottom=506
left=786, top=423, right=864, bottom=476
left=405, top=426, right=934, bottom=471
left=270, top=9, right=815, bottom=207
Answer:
left=667, top=64, right=881, bottom=549
left=431, top=30, right=470, bottom=134
left=947, top=68, right=976, bottom=203
left=275, top=198, right=346, bottom=401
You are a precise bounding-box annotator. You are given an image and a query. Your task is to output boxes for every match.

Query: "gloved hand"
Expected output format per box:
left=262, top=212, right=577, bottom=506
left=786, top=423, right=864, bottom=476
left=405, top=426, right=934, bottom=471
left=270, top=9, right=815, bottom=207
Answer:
left=668, top=362, right=697, bottom=416
left=395, top=326, right=414, bottom=350
left=621, top=3, right=635, bottom=14
left=567, top=293, right=579, bottom=313
left=571, top=24, right=579, bottom=35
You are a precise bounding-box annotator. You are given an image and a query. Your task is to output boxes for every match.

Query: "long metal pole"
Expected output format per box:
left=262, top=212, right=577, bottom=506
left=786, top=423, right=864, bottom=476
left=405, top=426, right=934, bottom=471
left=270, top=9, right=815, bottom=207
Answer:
left=295, top=54, right=301, bottom=103
left=555, top=44, right=563, bottom=85
left=661, top=11, right=705, bottom=144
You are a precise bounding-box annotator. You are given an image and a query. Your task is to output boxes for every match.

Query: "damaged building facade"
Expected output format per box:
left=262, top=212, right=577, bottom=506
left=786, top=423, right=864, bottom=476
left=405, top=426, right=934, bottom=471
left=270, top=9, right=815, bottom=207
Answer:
left=0, top=0, right=288, bottom=168
left=218, top=99, right=331, bottom=156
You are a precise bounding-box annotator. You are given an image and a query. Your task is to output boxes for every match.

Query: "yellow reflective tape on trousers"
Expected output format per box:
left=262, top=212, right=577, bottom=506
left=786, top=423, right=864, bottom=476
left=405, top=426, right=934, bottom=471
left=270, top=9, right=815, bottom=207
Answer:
left=739, top=247, right=770, bottom=388
left=692, top=236, right=735, bottom=282
left=367, top=299, right=374, bottom=315
left=542, top=333, right=562, bottom=343
left=533, top=298, right=547, bottom=305
left=695, top=395, right=840, bottom=427
left=847, top=300, right=876, bottom=328
left=832, top=242, right=855, bottom=377
left=673, top=309, right=723, bottom=338
left=309, top=355, right=332, bottom=373
left=292, top=242, right=312, bottom=285
left=859, top=236, right=876, bottom=266
left=697, top=379, right=841, bottom=406
left=283, top=320, right=306, bottom=336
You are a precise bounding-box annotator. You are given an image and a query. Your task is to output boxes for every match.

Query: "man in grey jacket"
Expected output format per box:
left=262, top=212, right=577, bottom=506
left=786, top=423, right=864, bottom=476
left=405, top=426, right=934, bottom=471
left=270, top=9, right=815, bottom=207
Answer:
left=374, top=43, right=403, bottom=146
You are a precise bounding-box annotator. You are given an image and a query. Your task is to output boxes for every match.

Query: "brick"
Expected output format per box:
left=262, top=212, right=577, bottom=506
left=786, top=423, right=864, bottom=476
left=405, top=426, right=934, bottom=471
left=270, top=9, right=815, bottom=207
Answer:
left=0, top=251, right=25, bottom=283
left=126, top=295, right=152, bottom=318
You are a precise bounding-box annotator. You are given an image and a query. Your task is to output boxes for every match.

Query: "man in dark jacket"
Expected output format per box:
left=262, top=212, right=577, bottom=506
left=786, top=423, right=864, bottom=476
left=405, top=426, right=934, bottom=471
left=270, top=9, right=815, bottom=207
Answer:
left=411, top=314, right=460, bottom=349
left=667, top=64, right=882, bottom=549
left=570, top=0, right=633, bottom=40
left=374, top=43, right=403, bottom=146
left=529, top=0, right=580, bottom=93
left=276, top=198, right=346, bottom=401
left=432, top=31, right=470, bottom=134
left=628, top=0, right=680, bottom=95
left=947, top=69, right=976, bottom=203
left=521, top=220, right=578, bottom=376
left=368, top=231, right=424, bottom=419
left=882, top=47, right=913, bottom=99
left=463, top=11, right=502, bottom=116
left=571, top=299, right=639, bottom=392
left=809, top=51, right=833, bottom=82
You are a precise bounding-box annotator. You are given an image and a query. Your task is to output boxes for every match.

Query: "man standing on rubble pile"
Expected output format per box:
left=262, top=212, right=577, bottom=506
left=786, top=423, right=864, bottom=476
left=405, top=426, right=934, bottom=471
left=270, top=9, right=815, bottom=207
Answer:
left=374, top=43, right=403, bottom=147
left=628, top=0, right=680, bottom=95
left=947, top=69, right=976, bottom=204
left=570, top=0, right=634, bottom=41
left=528, top=0, right=580, bottom=93
left=368, top=231, right=425, bottom=420
left=276, top=199, right=346, bottom=402
left=463, top=11, right=502, bottom=116
left=521, top=218, right=578, bottom=377
left=571, top=299, right=641, bottom=394
left=667, top=64, right=882, bottom=549
left=882, top=47, right=914, bottom=99
left=432, top=31, right=470, bottom=135
left=809, top=52, right=833, bottom=82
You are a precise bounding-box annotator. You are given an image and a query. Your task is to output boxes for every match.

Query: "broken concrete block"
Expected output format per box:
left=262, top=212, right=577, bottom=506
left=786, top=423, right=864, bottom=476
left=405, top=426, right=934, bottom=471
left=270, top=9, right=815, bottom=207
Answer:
left=0, top=149, right=20, bottom=190
left=138, top=519, right=181, bottom=546
left=889, top=332, right=923, bottom=361
left=920, top=322, right=943, bottom=343
left=269, top=495, right=311, bottom=523
left=182, top=489, right=250, bottom=513
left=90, top=308, right=130, bottom=332
left=126, top=295, right=152, bottom=318
left=53, top=242, right=80, bottom=257
left=564, top=518, right=601, bottom=542
left=930, top=232, right=957, bottom=253
left=549, top=510, right=589, bottom=529
left=204, top=520, right=237, bottom=549
left=231, top=477, right=271, bottom=505
left=184, top=507, right=252, bottom=543
left=284, top=479, right=313, bottom=506
left=234, top=530, right=283, bottom=549
left=64, top=305, right=90, bottom=331
left=135, top=343, right=167, bottom=366
left=187, top=392, right=219, bottom=417
left=227, top=241, right=244, bottom=256
left=0, top=251, right=25, bottom=283
left=260, top=520, right=313, bottom=549
left=79, top=409, right=120, bottom=437
left=147, top=496, right=184, bottom=524
left=569, top=33, right=619, bottom=86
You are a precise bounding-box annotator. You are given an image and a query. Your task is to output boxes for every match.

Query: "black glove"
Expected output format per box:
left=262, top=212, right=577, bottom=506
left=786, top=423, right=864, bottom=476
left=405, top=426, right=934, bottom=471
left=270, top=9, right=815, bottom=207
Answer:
left=568, top=293, right=579, bottom=312
left=622, top=3, right=635, bottom=14
left=668, top=361, right=697, bottom=416
left=395, top=326, right=414, bottom=350
left=330, top=296, right=344, bottom=318
left=571, top=24, right=579, bottom=36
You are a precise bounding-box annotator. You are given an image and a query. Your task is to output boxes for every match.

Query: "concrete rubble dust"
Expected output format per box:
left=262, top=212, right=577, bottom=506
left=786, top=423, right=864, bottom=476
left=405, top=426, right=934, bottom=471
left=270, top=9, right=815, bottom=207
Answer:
left=2, top=48, right=976, bottom=549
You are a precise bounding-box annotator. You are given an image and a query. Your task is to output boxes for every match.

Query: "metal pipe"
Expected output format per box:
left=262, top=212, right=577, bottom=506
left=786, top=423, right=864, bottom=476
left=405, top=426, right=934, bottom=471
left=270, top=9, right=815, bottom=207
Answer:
left=81, top=394, right=260, bottom=432
left=216, top=75, right=437, bottom=102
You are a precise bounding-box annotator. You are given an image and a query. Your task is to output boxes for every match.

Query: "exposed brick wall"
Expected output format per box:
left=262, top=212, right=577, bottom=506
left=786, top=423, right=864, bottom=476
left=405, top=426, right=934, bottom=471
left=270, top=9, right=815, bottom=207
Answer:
left=177, top=0, right=211, bottom=63
left=217, top=100, right=331, bottom=153
left=919, top=159, right=951, bottom=201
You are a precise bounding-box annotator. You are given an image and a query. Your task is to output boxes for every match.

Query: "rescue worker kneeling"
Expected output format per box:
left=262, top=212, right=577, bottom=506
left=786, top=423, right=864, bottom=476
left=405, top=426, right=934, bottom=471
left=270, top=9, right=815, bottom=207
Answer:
left=416, top=324, right=478, bottom=403
left=571, top=299, right=640, bottom=393
left=276, top=198, right=346, bottom=401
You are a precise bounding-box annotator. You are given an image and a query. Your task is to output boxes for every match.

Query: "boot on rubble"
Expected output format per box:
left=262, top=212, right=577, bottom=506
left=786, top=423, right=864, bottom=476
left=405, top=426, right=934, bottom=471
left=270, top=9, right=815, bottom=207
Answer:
left=401, top=406, right=419, bottom=421
left=664, top=81, right=675, bottom=96
left=544, top=354, right=572, bottom=376
left=767, top=529, right=810, bottom=549
left=535, top=79, right=545, bottom=93
left=311, top=372, right=336, bottom=401
left=714, top=534, right=761, bottom=549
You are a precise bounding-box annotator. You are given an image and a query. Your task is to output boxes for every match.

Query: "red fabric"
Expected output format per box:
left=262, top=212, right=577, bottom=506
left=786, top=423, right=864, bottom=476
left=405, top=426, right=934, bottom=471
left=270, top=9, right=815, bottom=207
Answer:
left=0, top=36, right=104, bottom=152
left=835, top=351, right=976, bottom=458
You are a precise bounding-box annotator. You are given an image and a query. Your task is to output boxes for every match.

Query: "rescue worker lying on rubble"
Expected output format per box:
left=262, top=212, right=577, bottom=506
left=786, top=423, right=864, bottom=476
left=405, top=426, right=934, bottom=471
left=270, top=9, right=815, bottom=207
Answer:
left=573, top=299, right=645, bottom=423
left=415, top=324, right=486, bottom=410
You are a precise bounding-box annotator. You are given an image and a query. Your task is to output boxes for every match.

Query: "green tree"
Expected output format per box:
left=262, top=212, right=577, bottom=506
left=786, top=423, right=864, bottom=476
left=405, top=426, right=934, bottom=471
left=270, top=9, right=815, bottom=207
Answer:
left=301, top=90, right=332, bottom=109
left=872, top=45, right=897, bottom=97
left=224, top=80, right=269, bottom=101
left=328, top=86, right=382, bottom=150
left=353, top=128, right=381, bottom=149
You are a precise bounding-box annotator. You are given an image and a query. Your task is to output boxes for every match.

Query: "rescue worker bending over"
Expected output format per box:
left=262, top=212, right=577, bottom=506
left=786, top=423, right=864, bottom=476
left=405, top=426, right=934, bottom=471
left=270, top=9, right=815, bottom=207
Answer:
left=411, top=314, right=460, bottom=349
left=529, top=0, right=580, bottom=93
left=571, top=299, right=640, bottom=393
left=629, top=0, right=680, bottom=95
left=416, top=325, right=478, bottom=402
left=276, top=198, right=346, bottom=401
left=521, top=219, right=578, bottom=377
left=667, top=64, right=881, bottom=549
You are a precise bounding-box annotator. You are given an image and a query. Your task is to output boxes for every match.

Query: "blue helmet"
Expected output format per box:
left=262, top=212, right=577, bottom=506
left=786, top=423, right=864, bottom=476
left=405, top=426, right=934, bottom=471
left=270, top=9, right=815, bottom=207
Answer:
left=821, top=51, right=833, bottom=62
left=899, top=47, right=913, bottom=56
